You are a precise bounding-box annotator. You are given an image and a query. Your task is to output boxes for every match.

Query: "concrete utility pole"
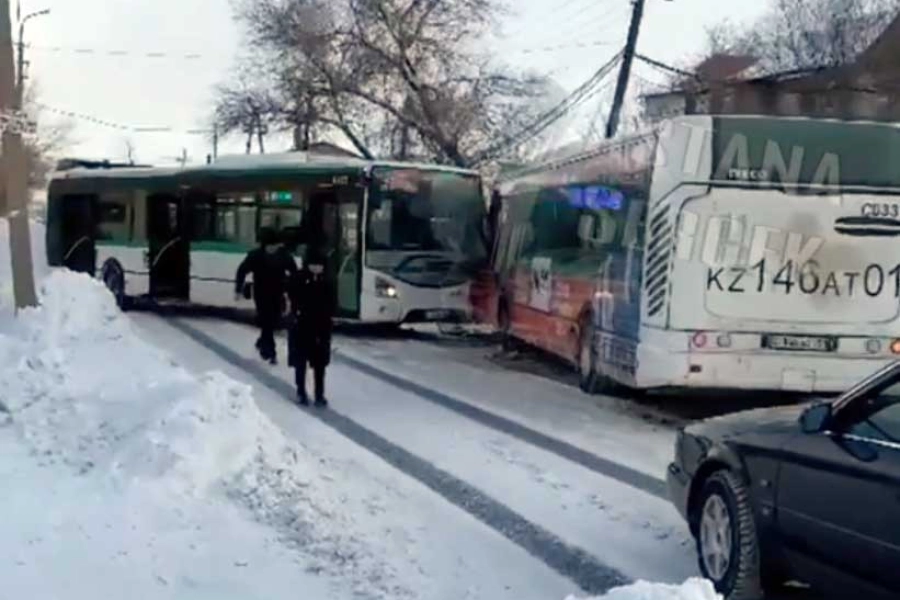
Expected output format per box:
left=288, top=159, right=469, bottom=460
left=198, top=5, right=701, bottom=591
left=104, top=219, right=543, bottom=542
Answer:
left=2, top=2, right=46, bottom=309
left=605, top=0, right=646, bottom=139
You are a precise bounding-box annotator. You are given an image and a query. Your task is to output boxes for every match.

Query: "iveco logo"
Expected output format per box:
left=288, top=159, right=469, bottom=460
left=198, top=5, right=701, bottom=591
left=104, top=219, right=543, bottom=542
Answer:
left=727, top=168, right=770, bottom=181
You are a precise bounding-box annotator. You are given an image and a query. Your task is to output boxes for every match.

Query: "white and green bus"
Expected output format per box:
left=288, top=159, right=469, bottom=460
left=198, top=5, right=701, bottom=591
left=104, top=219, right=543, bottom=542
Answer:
left=46, top=153, right=488, bottom=323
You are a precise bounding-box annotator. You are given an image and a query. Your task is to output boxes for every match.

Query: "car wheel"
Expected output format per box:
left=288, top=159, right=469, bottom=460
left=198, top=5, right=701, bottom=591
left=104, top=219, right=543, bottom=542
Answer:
left=696, top=470, right=763, bottom=600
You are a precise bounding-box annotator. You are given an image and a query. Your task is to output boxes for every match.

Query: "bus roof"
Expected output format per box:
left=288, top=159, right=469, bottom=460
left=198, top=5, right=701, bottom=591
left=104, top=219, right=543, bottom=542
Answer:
left=498, top=114, right=900, bottom=194
left=49, top=152, right=480, bottom=183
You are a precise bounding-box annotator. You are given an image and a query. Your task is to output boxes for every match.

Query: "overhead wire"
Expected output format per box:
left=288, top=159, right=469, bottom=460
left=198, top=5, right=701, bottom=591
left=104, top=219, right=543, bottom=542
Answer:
left=34, top=102, right=211, bottom=135
left=476, top=50, right=623, bottom=163
left=503, top=0, right=609, bottom=40
left=502, top=0, right=627, bottom=52
left=21, top=41, right=207, bottom=61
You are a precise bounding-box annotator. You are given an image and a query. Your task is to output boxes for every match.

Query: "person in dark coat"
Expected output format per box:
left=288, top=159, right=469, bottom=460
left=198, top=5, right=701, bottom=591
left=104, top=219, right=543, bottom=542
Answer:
left=235, top=227, right=298, bottom=364
left=287, top=251, right=335, bottom=406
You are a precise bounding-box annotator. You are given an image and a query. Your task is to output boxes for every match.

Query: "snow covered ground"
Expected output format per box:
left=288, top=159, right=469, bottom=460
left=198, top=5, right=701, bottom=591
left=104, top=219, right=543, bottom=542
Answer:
left=0, top=219, right=722, bottom=599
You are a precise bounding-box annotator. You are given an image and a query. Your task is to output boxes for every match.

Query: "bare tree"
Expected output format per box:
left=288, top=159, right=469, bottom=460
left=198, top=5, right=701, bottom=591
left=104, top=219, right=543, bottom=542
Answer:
left=226, top=0, right=554, bottom=166
left=213, top=64, right=281, bottom=154
left=706, top=0, right=900, bottom=72
left=21, top=84, right=74, bottom=189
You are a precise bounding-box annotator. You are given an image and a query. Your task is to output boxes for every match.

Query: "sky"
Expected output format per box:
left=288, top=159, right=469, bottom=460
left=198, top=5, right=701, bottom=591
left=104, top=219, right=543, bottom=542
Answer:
left=23, top=0, right=771, bottom=167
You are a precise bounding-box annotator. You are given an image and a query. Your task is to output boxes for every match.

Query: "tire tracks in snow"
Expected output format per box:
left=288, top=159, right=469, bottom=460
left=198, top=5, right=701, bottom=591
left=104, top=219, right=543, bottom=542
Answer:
left=165, top=317, right=631, bottom=595
left=331, top=351, right=667, bottom=500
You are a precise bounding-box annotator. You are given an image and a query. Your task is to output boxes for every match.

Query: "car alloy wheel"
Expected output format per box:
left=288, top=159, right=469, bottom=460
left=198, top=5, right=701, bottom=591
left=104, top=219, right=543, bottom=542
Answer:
left=695, top=470, right=763, bottom=600
left=700, top=495, right=732, bottom=581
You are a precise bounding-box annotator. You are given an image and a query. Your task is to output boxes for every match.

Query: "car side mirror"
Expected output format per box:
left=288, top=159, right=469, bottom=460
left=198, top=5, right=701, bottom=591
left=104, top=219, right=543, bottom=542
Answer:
left=800, top=402, right=833, bottom=434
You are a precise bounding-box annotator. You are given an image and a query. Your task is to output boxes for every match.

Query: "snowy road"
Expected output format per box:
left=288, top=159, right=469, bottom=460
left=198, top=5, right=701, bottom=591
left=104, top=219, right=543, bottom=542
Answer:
left=130, top=311, right=699, bottom=598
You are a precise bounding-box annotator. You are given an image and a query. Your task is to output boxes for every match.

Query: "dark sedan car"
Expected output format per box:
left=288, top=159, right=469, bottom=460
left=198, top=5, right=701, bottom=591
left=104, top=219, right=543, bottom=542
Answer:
left=668, top=361, right=900, bottom=600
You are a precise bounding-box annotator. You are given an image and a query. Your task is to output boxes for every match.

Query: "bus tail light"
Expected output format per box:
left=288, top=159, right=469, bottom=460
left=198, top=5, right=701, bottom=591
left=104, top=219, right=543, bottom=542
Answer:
left=375, top=277, right=398, bottom=299
left=691, top=332, right=708, bottom=349
left=891, top=339, right=900, bottom=355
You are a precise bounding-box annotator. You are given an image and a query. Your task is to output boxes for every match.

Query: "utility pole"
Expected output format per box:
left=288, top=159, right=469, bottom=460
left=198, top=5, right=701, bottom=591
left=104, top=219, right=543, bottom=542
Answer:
left=605, top=0, right=646, bottom=139
left=212, top=122, right=218, bottom=159
left=2, top=4, right=46, bottom=309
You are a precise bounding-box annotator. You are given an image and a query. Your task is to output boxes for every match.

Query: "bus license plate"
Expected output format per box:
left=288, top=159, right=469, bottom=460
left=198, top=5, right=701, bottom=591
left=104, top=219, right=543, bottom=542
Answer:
left=425, top=309, right=450, bottom=320
left=763, top=334, right=836, bottom=353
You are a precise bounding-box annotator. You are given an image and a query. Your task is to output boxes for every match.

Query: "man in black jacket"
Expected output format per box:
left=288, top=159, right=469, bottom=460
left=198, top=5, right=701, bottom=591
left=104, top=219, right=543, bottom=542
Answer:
left=235, top=227, right=297, bottom=364
left=287, top=251, right=335, bottom=406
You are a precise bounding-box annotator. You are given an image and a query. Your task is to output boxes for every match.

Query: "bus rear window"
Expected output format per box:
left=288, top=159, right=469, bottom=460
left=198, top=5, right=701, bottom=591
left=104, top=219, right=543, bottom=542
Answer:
left=711, top=117, right=900, bottom=189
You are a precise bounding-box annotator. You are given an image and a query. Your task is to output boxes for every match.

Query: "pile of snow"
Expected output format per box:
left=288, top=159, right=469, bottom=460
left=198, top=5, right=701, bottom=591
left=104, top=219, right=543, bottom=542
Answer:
left=569, top=579, right=720, bottom=600
left=0, top=267, right=404, bottom=598
left=0, top=219, right=716, bottom=599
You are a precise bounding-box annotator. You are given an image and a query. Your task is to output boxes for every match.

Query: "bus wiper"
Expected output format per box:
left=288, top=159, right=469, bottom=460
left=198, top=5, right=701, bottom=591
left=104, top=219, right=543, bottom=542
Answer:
left=834, top=216, right=900, bottom=237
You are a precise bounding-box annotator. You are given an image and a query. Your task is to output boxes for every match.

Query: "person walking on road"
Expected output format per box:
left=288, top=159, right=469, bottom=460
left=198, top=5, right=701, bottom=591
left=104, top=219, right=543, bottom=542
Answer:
left=287, top=251, right=335, bottom=407
left=235, top=227, right=297, bottom=364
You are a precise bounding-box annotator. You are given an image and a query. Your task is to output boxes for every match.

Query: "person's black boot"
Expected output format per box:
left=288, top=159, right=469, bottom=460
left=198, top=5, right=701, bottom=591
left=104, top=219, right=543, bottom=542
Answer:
left=313, top=369, right=327, bottom=407
left=297, top=390, right=310, bottom=406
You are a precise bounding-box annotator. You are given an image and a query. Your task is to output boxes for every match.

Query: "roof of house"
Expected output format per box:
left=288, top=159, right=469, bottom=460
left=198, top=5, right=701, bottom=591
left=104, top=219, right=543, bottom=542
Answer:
left=694, top=54, right=759, bottom=82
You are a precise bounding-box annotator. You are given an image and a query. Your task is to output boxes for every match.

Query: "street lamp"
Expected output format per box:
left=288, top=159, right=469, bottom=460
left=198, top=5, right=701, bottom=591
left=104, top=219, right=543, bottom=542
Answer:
left=17, top=8, right=50, bottom=103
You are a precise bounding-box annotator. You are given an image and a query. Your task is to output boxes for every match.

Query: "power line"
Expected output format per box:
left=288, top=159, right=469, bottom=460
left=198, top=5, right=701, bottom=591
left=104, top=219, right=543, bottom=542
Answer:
left=476, top=50, right=623, bottom=163
left=503, top=0, right=603, bottom=39
left=508, top=39, right=618, bottom=54
left=20, top=41, right=207, bottom=61
left=34, top=102, right=211, bottom=135
left=515, top=3, right=631, bottom=56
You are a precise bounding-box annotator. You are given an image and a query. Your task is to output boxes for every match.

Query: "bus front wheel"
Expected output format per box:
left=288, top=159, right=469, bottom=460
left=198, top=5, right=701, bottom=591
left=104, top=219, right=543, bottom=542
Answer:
left=102, top=262, right=130, bottom=311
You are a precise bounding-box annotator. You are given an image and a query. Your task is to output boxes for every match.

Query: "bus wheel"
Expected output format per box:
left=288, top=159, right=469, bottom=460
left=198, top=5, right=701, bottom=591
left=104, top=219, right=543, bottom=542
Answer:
left=578, top=318, right=598, bottom=393
left=103, top=264, right=130, bottom=311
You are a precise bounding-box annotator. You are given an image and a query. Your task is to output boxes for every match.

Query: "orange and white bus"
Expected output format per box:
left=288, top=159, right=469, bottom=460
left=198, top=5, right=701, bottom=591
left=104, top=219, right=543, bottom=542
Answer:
left=473, top=115, right=900, bottom=394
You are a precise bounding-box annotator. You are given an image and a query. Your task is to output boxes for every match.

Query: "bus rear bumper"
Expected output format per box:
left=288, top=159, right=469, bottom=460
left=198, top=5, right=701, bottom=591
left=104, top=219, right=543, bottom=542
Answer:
left=637, top=346, right=892, bottom=393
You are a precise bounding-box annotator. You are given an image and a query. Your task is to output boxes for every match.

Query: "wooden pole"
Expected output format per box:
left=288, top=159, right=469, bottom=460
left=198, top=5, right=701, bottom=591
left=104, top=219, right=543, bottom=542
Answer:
left=605, top=0, right=646, bottom=139
left=2, top=0, right=37, bottom=308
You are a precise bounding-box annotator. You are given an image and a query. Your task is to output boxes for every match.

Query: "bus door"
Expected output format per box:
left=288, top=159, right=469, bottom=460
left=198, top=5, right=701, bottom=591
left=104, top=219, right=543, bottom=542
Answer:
left=58, top=194, right=97, bottom=275
left=309, top=186, right=361, bottom=319
left=147, top=193, right=189, bottom=299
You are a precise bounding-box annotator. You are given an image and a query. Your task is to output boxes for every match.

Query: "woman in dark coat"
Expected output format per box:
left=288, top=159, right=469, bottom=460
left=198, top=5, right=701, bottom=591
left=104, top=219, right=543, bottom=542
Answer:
left=287, top=251, right=336, bottom=406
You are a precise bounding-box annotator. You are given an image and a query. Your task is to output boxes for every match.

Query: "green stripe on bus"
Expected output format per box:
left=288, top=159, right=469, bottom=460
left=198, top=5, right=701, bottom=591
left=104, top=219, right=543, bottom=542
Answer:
left=96, top=240, right=147, bottom=248
left=192, top=241, right=253, bottom=254
left=95, top=240, right=252, bottom=253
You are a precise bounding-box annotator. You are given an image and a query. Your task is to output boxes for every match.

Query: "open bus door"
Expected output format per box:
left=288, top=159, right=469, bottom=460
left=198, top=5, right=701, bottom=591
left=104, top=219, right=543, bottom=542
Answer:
left=58, top=194, right=97, bottom=275
left=147, top=192, right=189, bottom=300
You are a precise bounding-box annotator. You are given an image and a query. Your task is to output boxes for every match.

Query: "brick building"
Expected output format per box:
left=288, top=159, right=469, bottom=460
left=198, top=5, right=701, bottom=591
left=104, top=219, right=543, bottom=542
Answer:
left=642, top=12, right=900, bottom=123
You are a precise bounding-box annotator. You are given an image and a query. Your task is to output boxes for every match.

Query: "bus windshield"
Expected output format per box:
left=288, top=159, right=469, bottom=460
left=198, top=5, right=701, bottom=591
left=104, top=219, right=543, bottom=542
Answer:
left=366, top=167, right=487, bottom=285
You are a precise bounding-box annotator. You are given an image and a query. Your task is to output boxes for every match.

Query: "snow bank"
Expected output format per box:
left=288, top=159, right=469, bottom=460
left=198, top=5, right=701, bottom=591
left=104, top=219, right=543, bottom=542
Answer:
left=0, top=267, right=410, bottom=598
left=567, top=578, right=720, bottom=600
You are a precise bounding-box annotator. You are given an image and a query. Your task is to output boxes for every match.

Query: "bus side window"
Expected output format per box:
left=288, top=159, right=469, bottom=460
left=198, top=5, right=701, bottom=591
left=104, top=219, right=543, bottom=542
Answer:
left=97, top=191, right=132, bottom=243
left=215, top=192, right=257, bottom=249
